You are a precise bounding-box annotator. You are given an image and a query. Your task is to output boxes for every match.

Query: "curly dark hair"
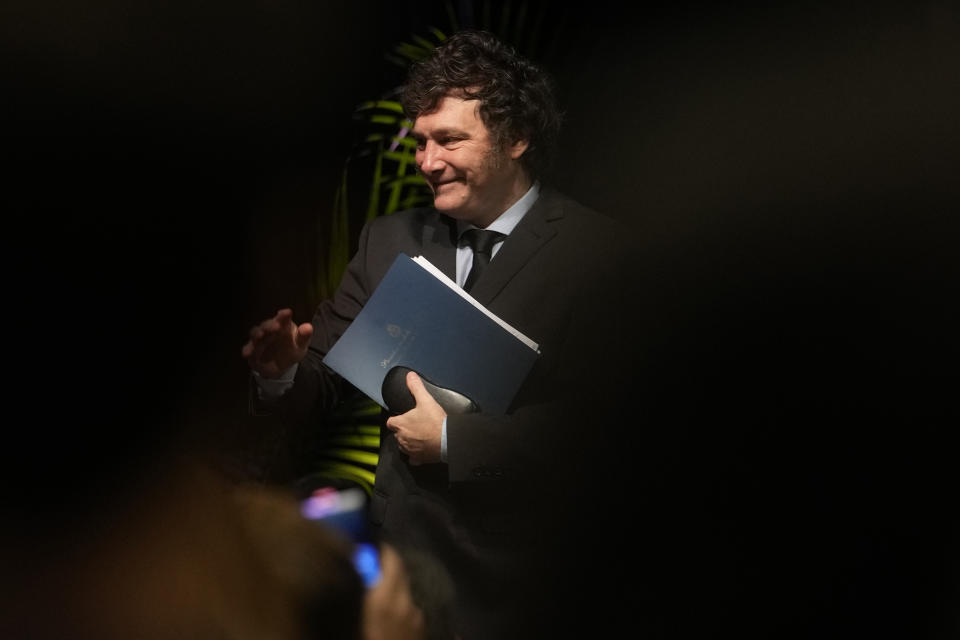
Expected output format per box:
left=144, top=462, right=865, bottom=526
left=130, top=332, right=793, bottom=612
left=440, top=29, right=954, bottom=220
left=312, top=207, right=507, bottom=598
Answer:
left=400, top=30, right=562, bottom=180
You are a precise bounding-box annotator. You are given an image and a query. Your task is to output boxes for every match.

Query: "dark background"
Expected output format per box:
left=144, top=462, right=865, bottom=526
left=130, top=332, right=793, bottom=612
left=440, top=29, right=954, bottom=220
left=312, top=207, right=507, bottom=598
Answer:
left=4, top=1, right=957, bottom=637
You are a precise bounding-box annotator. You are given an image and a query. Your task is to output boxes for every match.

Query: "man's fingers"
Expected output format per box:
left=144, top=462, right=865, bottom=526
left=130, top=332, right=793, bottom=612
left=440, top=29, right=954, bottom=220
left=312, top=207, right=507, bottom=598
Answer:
left=244, top=310, right=303, bottom=353
left=259, top=316, right=279, bottom=333
left=260, top=308, right=295, bottom=335
left=385, top=418, right=404, bottom=450
left=385, top=417, right=412, bottom=459
left=242, top=325, right=266, bottom=360
left=294, top=322, right=314, bottom=349
left=242, top=308, right=308, bottom=376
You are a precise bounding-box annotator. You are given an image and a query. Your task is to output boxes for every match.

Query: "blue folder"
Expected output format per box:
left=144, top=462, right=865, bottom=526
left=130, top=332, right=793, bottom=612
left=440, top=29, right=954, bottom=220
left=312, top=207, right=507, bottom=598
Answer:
left=322, top=253, right=540, bottom=415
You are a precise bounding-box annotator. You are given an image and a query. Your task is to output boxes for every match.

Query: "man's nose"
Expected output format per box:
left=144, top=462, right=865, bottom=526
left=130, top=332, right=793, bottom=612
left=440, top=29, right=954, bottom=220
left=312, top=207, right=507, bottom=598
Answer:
left=417, top=141, right=444, bottom=174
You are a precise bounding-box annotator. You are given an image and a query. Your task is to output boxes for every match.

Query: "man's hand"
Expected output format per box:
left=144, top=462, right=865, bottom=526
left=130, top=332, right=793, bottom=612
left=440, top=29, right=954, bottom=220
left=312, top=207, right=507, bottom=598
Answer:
left=240, top=308, right=313, bottom=378
left=385, top=371, right=445, bottom=466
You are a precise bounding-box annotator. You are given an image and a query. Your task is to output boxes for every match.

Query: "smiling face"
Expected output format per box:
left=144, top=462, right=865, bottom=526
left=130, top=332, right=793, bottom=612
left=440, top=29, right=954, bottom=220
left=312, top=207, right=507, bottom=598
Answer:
left=412, top=94, right=531, bottom=228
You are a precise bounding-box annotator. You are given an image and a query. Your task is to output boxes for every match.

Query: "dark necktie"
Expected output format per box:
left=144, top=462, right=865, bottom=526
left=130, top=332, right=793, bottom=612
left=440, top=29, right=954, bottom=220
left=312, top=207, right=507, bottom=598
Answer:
left=461, top=229, right=505, bottom=293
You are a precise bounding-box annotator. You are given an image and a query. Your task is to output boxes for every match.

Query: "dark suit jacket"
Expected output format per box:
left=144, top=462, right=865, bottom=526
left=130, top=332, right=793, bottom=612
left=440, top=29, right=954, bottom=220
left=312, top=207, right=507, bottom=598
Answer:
left=271, top=187, right=629, bottom=638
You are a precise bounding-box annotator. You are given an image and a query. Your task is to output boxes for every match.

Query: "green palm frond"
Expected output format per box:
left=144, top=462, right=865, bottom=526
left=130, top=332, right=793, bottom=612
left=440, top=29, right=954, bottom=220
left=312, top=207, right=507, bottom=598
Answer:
left=306, top=389, right=383, bottom=495
left=314, top=95, right=432, bottom=304
left=299, top=464, right=377, bottom=495
left=322, top=433, right=381, bottom=449
left=357, top=100, right=405, bottom=114
left=385, top=28, right=447, bottom=67
left=319, top=448, right=380, bottom=466
left=330, top=395, right=383, bottom=422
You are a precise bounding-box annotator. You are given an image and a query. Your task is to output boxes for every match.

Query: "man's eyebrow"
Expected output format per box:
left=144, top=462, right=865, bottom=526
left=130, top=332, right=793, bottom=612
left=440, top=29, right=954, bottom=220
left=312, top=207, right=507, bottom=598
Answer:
left=410, top=127, right=469, bottom=140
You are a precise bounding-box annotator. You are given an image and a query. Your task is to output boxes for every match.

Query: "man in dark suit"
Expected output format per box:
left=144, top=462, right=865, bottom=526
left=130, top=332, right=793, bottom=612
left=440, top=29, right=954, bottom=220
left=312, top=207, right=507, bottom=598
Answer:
left=243, top=30, right=630, bottom=639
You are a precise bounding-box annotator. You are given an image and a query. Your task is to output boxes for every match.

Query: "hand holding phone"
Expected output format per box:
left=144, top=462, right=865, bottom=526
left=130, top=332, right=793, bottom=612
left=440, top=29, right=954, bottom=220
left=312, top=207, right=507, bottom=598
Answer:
left=301, top=486, right=382, bottom=588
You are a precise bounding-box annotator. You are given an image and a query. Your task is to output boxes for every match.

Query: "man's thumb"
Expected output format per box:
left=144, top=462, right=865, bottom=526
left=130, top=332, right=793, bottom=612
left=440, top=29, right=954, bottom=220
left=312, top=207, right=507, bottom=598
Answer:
left=405, top=371, right=431, bottom=403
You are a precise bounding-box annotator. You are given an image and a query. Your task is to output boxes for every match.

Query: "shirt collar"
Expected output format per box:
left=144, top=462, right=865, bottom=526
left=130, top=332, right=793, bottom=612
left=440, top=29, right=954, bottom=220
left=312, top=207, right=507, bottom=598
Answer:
left=457, top=181, right=541, bottom=241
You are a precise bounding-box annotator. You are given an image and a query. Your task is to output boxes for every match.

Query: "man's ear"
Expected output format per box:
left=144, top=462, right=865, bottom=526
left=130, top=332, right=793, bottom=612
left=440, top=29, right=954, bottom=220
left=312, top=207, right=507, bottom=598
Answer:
left=508, top=138, right=530, bottom=160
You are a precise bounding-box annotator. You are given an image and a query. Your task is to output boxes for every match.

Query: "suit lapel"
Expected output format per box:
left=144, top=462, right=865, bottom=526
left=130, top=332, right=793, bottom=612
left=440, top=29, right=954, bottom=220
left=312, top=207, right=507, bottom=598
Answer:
left=468, top=190, right=564, bottom=307
left=419, top=211, right=458, bottom=281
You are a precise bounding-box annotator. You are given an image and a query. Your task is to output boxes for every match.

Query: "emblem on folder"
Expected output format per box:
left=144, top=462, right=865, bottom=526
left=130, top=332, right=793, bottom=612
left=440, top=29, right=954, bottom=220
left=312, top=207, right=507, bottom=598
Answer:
left=381, top=324, right=413, bottom=368
left=386, top=324, right=409, bottom=339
